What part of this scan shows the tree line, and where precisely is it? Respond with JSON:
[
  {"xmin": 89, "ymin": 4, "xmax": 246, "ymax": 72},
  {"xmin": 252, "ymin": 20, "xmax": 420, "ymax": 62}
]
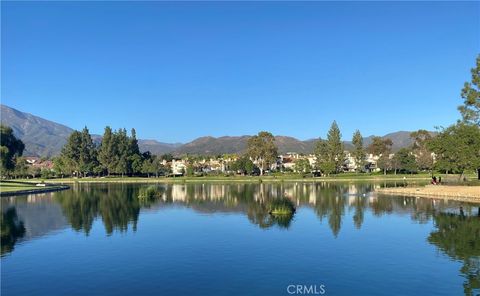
[{"xmin": 53, "ymin": 126, "xmax": 170, "ymax": 178}]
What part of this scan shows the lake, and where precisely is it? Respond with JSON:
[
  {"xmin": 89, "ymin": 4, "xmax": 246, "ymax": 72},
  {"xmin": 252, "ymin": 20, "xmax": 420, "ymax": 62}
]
[{"xmin": 1, "ymin": 182, "xmax": 479, "ymax": 296}]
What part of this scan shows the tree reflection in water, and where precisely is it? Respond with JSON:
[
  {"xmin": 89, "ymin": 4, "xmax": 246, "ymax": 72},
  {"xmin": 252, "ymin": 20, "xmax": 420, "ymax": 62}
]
[
  {"xmin": 3, "ymin": 181, "xmax": 480, "ymax": 290},
  {"xmin": 1, "ymin": 207, "xmax": 26, "ymax": 256},
  {"xmin": 2, "ymin": 182, "xmax": 479, "ymax": 295},
  {"xmin": 51, "ymin": 183, "xmax": 479, "ymax": 238},
  {"xmin": 428, "ymin": 212, "xmax": 480, "ymax": 296},
  {"xmin": 54, "ymin": 183, "xmax": 140, "ymax": 235}
]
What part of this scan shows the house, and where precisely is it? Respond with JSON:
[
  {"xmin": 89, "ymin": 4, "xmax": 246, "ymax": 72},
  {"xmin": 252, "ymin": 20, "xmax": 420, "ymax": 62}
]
[
  {"xmin": 25, "ymin": 157, "xmax": 40, "ymax": 165},
  {"xmin": 171, "ymin": 159, "xmax": 187, "ymax": 176},
  {"xmin": 365, "ymin": 153, "xmax": 381, "ymax": 172},
  {"xmin": 343, "ymin": 152, "xmax": 357, "ymax": 172},
  {"xmin": 279, "ymin": 155, "xmax": 296, "ymax": 171},
  {"xmin": 25, "ymin": 157, "xmax": 54, "ymax": 170}
]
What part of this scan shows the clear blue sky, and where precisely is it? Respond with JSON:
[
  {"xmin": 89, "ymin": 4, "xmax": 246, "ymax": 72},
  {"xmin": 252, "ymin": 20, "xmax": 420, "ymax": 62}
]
[{"xmin": 2, "ymin": 1, "xmax": 479, "ymax": 143}]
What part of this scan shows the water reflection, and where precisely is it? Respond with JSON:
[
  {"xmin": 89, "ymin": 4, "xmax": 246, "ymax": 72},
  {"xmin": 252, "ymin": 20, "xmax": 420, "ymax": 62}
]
[
  {"xmin": 54, "ymin": 184, "xmax": 140, "ymax": 235},
  {"xmin": 1, "ymin": 207, "xmax": 26, "ymax": 255},
  {"xmin": 2, "ymin": 183, "xmax": 479, "ymax": 253},
  {"xmin": 2, "ymin": 182, "xmax": 479, "ymax": 296},
  {"xmin": 428, "ymin": 212, "xmax": 480, "ymax": 296}
]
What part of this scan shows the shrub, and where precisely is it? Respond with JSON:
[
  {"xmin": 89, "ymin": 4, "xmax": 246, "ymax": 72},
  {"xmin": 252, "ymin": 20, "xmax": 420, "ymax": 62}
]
[
  {"xmin": 138, "ymin": 185, "xmax": 163, "ymax": 200},
  {"xmin": 268, "ymin": 197, "xmax": 296, "ymax": 215}
]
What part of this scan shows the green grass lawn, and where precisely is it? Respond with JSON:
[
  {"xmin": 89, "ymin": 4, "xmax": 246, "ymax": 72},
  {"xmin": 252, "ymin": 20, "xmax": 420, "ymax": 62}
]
[
  {"xmin": 0, "ymin": 181, "xmax": 66, "ymax": 194},
  {"xmin": 9, "ymin": 172, "xmax": 478, "ymax": 185},
  {"xmin": 10, "ymin": 173, "xmax": 450, "ymax": 184},
  {"xmin": 0, "ymin": 181, "xmax": 42, "ymax": 192}
]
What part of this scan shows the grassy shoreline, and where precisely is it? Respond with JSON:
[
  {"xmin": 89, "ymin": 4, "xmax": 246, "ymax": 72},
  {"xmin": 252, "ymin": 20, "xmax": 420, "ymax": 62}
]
[
  {"xmin": 9, "ymin": 173, "xmax": 473, "ymax": 184},
  {"xmin": 2, "ymin": 174, "xmax": 477, "ymax": 198},
  {"xmin": 0, "ymin": 181, "xmax": 70, "ymax": 196}
]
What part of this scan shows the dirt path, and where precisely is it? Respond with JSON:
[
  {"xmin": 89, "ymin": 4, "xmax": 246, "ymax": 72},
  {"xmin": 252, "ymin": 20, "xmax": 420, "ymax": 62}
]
[{"xmin": 375, "ymin": 185, "xmax": 480, "ymax": 203}]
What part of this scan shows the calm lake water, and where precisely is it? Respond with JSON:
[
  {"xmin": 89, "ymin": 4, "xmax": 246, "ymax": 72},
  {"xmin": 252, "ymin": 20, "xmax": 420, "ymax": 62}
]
[{"xmin": 1, "ymin": 182, "xmax": 479, "ymax": 296}]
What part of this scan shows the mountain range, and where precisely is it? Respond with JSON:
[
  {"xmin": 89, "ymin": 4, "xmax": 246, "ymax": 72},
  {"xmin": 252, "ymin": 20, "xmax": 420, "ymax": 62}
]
[{"xmin": 1, "ymin": 104, "xmax": 423, "ymax": 157}]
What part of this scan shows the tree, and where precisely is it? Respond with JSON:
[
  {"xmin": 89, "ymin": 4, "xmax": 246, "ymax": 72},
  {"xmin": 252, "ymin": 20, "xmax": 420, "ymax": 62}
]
[
  {"xmin": 294, "ymin": 158, "xmax": 311, "ymax": 174},
  {"xmin": 327, "ymin": 121, "xmax": 344, "ymax": 173},
  {"xmin": 53, "ymin": 156, "xmax": 68, "ymax": 178},
  {"xmin": 57, "ymin": 126, "xmax": 151, "ymax": 178},
  {"xmin": 410, "ymin": 130, "xmax": 434, "ymax": 173},
  {"xmin": 114, "ymin": 128, "xmax": 130, "ymax": 177},
  {"xmin": 13, "ymin": 157, "xmax": 28, "ymax": 178},
  {"xmin": 458, "ymin": 54, "xmax": 480, "ymax": 126},
  {"xmin": 78, "ymin": 127, "xmax": 97, "ymax": 177},
  {"xmin": 98, "ymin": 126, "xmax": 116, "ymax": 176},
  {"xmin": 130, "ymin": 154, "xmax": 143, "ymax": 175},
  {"xmin": 152, "ymin": 157, "xmax": 166, "ymax": 177},
  {"xmin": 128, "ymin": 128, "xmax": 142, "ymax": 174},
  {"xmin": 428, "ymin": 123, "xmax": 480, "ymax": 179},
  {"xmin": 141, "ymin": 158, "xmax": 154, "ymax": 178},
  {"xmin": 392, "ymin": 148, "xmax": 417, "ymax": 174},
  {"xmin": 160, "ymin": 153, "xmax": 173, "ymax": 162},
  {"xmin": 314, "ymin": 139, "xmax": 336, "ymax": 176},
  {"xmin": 59, "ymin": 127, "xmax": 97, "ymax": 177},
  {"xmin": 129, "ymin": 128, "xmax": 140, "ymax": 156},
  {"xmin": 186, "ymin": 165, "xmax": 195, "ymax": 177},
  {"xmin": 244, "ymin": 158, "xmax": 255, "ymax": 175},
  {"xmin": 60, "ymin": 130, "xmax": 83, "ymax": 176},
  {"xmin": 368, "ymin": 137, "xmax": 393, "ymax": 175},
  {"xmin": 246, "ymin": 131, "xmax": 278, "ymax": 175},
  {"xmin": 0, "ymin": 125, "xmax": 25, "ymax": 176},
  {"xmin": 313, "ymin": 121, "xmax": 345, "ymax": 175},
  {"xmin": 29, "ymin": 166, "xmax": 41, "ymax": 179},
  {"xmin": 232, "ymin": 156, "xmax": 255, "ymax": 175},
  {"xmin": 352, "ymin": 130, "xmax": 366, "ymax": 172}
]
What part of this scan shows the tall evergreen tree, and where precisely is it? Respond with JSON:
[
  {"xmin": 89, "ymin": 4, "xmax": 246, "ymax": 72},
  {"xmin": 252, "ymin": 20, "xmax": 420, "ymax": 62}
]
[
  {"xmin": 327, "ymin": 121, "xmax": 344, "ymax": 173},
  {"xmin": 129, "ymin": 128, "xmax": 140, "ymax": 155},
  {"xmin": 59, "ymin": 128, "xmax": 97, "ymax": 177},
  {"xmin": 78, "ymin": 127, "xmax": 97, "ymax": 177},
  {"xmin": 60, "ymin": 130, "xmax": 83, "ymax": 175},
  {"xmin": 352, "ymin": 130, "xmax": 366, "ymax": 172},
  {"xmin": 128, "ymin": 128, "xmax": 142, "ymax": 174},
  {"xmin": 98, "ymin": 126, "xmax": 116, "ymax": 175},
  {"xmin": 114, "ymin": 128, "xmax": 130, "ymax": 177}
]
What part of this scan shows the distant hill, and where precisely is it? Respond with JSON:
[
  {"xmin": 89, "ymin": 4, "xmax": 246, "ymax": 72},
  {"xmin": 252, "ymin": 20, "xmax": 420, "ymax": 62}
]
[
  {"xmin": 362, "ymin": 131, "xmax": 419, "ymax": 151},
  {"xmin": 137, "ymin": 139, "xmax": 182, "ymax": 155},
  {"xmin": 0, "ymin": 105, "xmax": 180, "ymax": 157},
  {"xmin": 0, "ymin": 104, "xmax": 430, "ymax": 157},
  {"xmin": 1, "ymin": 104, "xmax": 73, "ymax": 157},
  {"xmin": 175, "ymin": 135, "xmax": 317, "ymax": 155},
  {"xmin": 175, "ymin": 132, "xmax": 421, "ymax": 155}
]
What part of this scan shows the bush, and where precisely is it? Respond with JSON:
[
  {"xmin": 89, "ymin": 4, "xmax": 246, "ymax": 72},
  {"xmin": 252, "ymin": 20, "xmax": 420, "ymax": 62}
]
[
  {"xmin": 268, "ymin": 197, "xmax": 296, "ymax": 215},
  {"xmin": 138, "ymin": 185, "xmax": 163, "ymax": 200}
]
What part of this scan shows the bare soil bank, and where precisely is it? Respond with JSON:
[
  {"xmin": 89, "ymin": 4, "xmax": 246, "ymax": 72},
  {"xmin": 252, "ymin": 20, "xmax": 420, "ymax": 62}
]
[{"xmin": 376, "ymin": 185, "xmax": 480, "ymax": 203}]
